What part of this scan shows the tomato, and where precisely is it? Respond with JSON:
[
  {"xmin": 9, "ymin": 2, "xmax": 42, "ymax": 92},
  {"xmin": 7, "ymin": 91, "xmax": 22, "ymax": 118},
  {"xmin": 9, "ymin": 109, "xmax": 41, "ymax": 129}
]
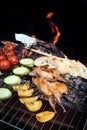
[
  {"xmin": 4, "ymin": 50, "xmax": 15, "ymax": 56},
  {"xmin": 0, "ymin": 54, "xmax": 6, "ymax": 60},
  {"xmin": 8, "ymin": 55, "xmax": 18, "ymax": 66},
  {"xmin": 0, "ymin": 59, "xmax": 11, "ymax": 71},
  {"xmin": 4, "ymin": 42, "xmax": 15, "ymax": 51},
  {"xmin": 0, "ymin": 48, "xmax": 3, "ymax": 54}
]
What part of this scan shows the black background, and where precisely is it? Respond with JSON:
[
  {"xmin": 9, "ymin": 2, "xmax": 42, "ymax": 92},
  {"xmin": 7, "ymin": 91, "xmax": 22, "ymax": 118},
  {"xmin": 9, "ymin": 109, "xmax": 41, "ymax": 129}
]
[{"xmin": 0, "ymin": 0, "xmax": 87, "ymax": 64}]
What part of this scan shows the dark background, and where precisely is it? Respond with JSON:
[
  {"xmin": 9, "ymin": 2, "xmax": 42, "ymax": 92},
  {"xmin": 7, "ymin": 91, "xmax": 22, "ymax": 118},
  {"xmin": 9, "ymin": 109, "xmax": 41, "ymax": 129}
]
[{"xmin": 0, "ymin": 0, "xmax": 87, "ymax": 64}]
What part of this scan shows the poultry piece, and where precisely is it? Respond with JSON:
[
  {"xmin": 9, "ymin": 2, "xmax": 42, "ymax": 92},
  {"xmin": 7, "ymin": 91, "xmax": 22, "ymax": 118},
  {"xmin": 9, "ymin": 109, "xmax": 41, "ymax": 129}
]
[
  {"xmin": 29, "ymin": 66, "xmax": 66, "ymax": 82},
  {"xmin": 32, "ymin": 77, "xmax": 68, "ymax": 113},
  {"xmin": 29, "ymin": 66, "xmax": 53, "ymax": 78},
  {"xmin": 29, "ymin": 66, "xmax": 73, "ymax": 86}
]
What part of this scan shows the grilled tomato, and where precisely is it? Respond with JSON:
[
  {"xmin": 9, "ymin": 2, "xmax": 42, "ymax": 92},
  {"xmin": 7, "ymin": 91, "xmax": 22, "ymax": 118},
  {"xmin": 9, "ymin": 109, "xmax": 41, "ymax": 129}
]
[
  {"xmin": 0, "ymin": 59, "xmax": 11, "ymax": 71},
  {"xmin": 8, "ymin": 55, "xmax": 18, "ymax": 66},
  {"xmin": 5, "ymin": 50, "xmax": 15, "ymax": 56},
  {"xmin": 0, "ymin": 48, "xmax": 3, "ymax": 54},
  {"xmin": 4, "ymin": 42, "xmax": 15, "ymax": 51},
  {"xmin": 0, "ymin": 54, "xmax": 6, "ymax": 60}
]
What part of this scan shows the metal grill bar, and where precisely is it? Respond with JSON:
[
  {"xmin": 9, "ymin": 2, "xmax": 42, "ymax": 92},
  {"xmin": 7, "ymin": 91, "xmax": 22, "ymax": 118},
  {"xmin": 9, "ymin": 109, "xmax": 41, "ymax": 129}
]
[
  {"xmin": 57, "ymin": 109, "xmax": 71, "ymax": 130},
  {"xmin": 2, "ymin": 100, "xmax": 18, "ymax": 120},
  {"xmin": 66, "ymin": 110, "xmax": 78, "ymax": 130},
  {"xmin": 75, "ymin": 111, "xmax": 85, "ymax": 130},
  {"xmin": 21, "ymin": 113, "xmax": 34, "ymax": 130},
  {"xmin": 31, "ymin": 102, "xmax": 48, "ymax": 130},
  {"xmin": 48, "ymin": 108, "xmax": 62, "ymax": 130},
  {"xmin": 9, "ymin": 105, "xmax": 23, "ymax": 124},
  {"xmin": 15, "ymin": 111, "xmax": 27, "ymax": 127},
  {"xmin": 0, "ymin": 92, "xmax": 16, "ymax": 112},
  {"xmin": 0, "ymin": 120, "xmax": 22, "ymax": 130}
]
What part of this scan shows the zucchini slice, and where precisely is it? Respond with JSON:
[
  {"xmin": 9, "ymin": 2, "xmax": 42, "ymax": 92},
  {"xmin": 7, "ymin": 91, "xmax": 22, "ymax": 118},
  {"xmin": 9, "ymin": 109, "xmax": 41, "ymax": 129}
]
[
  {"xmin": 4, "ymin": 75, "xmax": 21, "ymax": 85},
  {"xmin": 19, "ymin": 58, "xmax": 34, "ymax": 67},
  {"xmin": 0, "ymin": 88, "xmax": 12, "ymax": 100},
  {"xmin": 13, "ymin": 66, "xmax": 29, "ymax": 76}
]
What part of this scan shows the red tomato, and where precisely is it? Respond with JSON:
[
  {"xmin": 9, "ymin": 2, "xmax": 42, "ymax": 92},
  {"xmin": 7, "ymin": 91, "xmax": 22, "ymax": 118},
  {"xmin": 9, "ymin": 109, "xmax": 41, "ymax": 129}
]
[
  {"xmin": 0, "ymin": 48, "xmax": 3, "ymax": 54},
  {"xmin": 0, "ymin": 59, "xmax": 11, "ymax": 71},
  {"xmin": 4, "ymin": 42, "xmax": 15, "ymax": 51},
  {"xmin": 5, "ymin": 50, "xmax": 15, "ymax": 56},
  {"xmin": 0, "ymin": 54, "xmax": 6, "ymax": 60},
  {"xmin": 8, "ymin": 55, "xmax": 18, "ymax": 66}
]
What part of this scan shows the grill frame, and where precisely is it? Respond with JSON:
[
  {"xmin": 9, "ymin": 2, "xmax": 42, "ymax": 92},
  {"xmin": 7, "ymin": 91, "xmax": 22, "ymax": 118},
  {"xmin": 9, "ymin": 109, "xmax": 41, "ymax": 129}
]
[{"xmin": 0, "ymin": 38, "xmax": 87, "ymax": 130}]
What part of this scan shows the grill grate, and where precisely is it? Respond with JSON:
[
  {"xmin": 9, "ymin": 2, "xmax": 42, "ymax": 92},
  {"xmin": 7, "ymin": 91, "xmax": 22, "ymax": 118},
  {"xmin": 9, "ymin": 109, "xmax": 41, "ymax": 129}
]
[
  {"xmin": 0, "ymin": 39, "xmax": 87, "ymax": 130},
  {"xmin": 0, "ymin": 98, "xmax": 86, "ymax": 130}
]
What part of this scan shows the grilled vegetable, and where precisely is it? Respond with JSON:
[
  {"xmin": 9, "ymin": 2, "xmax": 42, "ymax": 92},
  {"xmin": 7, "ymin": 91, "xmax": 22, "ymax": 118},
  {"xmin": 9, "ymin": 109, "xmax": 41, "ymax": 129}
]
[
  {"xmin": 24, "ymin": 100, "xmax": 42, "ymax": 112},
  {"xmin": 13, "ymin": 66, "xmax": 29, "ymax": 76},
  {"xmin": 17, "ymin": 89, "xmax": 34, "ymax": 97},
  {"xmin": 19, "ymin": 58, "xmax": 34, "ymax": 67},
  {"xmin": 4, "ymin": 50, "xmax": 15, "ymax": 56},
  {"xmin": 19, "ymin": 96, "xmax": 39, "ymax": 104},
  {"xmin": 0, "ymin": 54, "xmax": 6, "ymax": 60},
  {"xmin": 13, "ymin": 83, "xmax": 30, "ymax": 91},
  {"xmin": 0, "ymin": 59, "xmax": 11, "ymax": 71},
  {"xmin": 0, "ymin": 48, "xmax": 3, "ymax": 54},
  {"xmin": 36, "ymin": 111, "xmax": 55, "ymax": 123},
  {"xmin": 4, "ymin": 75, "xmax": 21, "ymax": 85},
  {"xmin": 8, "ymin": 55, "xmax": 18, "ymax": 66},
  {"xmin": 0, "ymin": 88, "xmax": 12, "ymax": 100},
  {"xmin": 4, "ymin": 41, "xmax": 15, "ymax": 51}
]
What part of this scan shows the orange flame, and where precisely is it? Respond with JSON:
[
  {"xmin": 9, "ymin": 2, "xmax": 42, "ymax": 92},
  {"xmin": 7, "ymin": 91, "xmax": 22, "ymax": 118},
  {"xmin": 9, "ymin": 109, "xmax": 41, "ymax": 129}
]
[{"xmin": 46, "ymin": 12, "xmax": 61, "ymax": 45}]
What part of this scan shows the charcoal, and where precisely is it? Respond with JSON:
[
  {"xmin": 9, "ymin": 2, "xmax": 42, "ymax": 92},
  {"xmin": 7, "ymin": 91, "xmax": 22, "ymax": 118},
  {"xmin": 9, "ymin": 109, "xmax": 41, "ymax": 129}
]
[{"xmin": 62, "ymin": 74, "xmax": 87, "ymax": 111}]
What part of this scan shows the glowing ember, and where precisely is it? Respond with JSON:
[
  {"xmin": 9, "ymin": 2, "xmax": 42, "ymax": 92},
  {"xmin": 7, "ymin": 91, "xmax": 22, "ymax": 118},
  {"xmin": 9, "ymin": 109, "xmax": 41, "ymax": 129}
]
[{"xmin": 46, "ymin": 12, "xmax": 61, "ymax": 45}]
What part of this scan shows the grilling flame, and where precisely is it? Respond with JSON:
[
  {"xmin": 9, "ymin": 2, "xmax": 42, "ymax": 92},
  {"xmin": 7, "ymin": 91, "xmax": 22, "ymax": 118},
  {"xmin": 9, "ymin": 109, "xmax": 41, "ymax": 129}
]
[{"xmin": 46, "ymin": 12, "xmax": 61, "ymax": 45}]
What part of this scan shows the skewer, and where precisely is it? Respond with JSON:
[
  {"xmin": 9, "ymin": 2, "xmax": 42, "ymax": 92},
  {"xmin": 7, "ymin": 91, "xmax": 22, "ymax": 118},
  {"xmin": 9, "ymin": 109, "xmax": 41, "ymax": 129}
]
[
  {"xmin": 30, "ymin": 48, "xmax": 67, "ymax": 59},
  {"xmin": 31, "ymin": 49, "xmax": 53, "ymax": 57}
]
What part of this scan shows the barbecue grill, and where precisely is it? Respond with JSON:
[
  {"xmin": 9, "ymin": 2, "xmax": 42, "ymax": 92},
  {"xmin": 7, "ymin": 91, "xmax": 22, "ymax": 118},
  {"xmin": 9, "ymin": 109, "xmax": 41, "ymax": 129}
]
[{"xmin": 0, "ymin": 37, "xmax": 87, "ymax": 130}]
